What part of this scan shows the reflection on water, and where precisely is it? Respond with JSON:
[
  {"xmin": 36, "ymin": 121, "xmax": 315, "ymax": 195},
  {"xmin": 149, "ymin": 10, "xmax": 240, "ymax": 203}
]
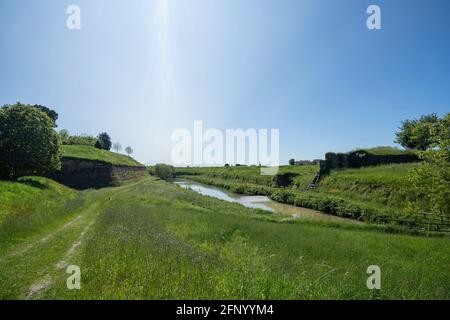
[
  {"xmin": 174, "ymin": 179, "xmax": 274, "ymax": 211},
  {"xmin": 174, "ymin": 179, "xmax": 359, "ymax": 224}
]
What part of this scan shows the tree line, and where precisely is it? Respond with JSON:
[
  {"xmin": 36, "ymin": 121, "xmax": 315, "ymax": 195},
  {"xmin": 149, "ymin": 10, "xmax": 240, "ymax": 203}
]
[{"xmin": 0, "ymin": 102, "xmax": 134, "ymax": 179}]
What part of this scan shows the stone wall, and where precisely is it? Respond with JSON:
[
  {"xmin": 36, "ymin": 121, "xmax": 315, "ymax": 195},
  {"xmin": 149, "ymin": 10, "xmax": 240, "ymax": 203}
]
[{"xmin": 47, "ymin": 157, "xmax": 148, "ymax": 189}]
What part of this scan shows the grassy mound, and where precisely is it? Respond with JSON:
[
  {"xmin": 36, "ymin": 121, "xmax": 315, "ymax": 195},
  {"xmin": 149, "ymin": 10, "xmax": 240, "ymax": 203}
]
[
  {"xmin": 61, "ymin": 145, "xmax": 142, "ymax": 167},
  {"xmin": 318, "ymin": 163, "xmax": 420, "ymax": 208},
  {"xmin": 1, "ymin": 177, "xmax": 448, "ymax": 299},
  {"xmin": 176, "ymin": 165, "xmax": 318, "ymax": 189},
  {"xmin": 38, "ymin": 179, "xmax": 449, "ymax": 299},
  {"xmin": 176, "ymin": 162, "xmax": 448, "ymax": 231},
  {"xmin": 0, "ymin": 176, "xmax": 82, "ymax": 250}
]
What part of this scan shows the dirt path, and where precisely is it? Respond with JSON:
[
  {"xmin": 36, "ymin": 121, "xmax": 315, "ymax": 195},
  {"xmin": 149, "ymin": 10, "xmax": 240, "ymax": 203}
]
[{"xmin": 0, "ymin": 178, "xmax": 153, "ymax": 299}]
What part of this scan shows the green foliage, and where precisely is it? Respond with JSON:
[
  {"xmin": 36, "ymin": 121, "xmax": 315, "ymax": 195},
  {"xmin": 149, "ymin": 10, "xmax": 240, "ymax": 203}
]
[
  {"xmin": 60, "ymin": 130, "xmax": 98, "ymax": 147},
  {"xmin": 61, "ymin": 145, "xmax": 143, "ymax": 167},
  {"xmin": 150, "ymin": 163, "xmax": 175, "ymax": 180},
  {"xmin": 359, "ymin": 146, "xmax": 416, "ymax": 156},
  {"xmin": 0, "ymin": 178, "xmax": 449, "ymax": 299},
  {"xmin": 395, "ymin": 113, "xmax": 440, "ymax": 150},
  {"xmin": 177, "ymin": 163, "xmax": 450, "ymax": 231},
  {"xmin": 319, "ymin": 163, "xmax": 420, "ymax": 208},
  {"xmin": 289, "ymin": 158, "xmax": 295, "ymax": 165},
  {"xmin": 31, "ymin": 104, "xmax": 58, "ymax": 126},
  {"xmin": 58, "ymin": 129, "xmax": 70, "ymax": 144},
  {"xmin": 324, "ymin": 147, "xmax": 419, "ymax": 172},
  {"xmin": 176, "ymin": 165, "xmax": 318, "ymax": 189},
  {"xmin": 0, "ymin": 103, "xmax": 61, "ymax": 179},
  {"xmin": 272, "ymin": 172, "xmax": 299, "ymax": 187},
  {"xmin": 3, "ymin": 103, "xmax": 60, "ymax": 127},
  {"xmin": 95, "ymin": 132, "xmax": 112, "ymax": 151},
  {"xmin": 408, "ymin": 113, "xmax": 450, "ymax": 218},
  {"xmin": 185, "ymin": 175, "xmax": 273, "ymax": 196}
]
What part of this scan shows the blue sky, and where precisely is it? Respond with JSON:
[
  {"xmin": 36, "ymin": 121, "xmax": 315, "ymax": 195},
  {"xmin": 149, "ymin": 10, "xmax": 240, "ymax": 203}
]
[{"xmin": 0, "ymin": 0, "xmax": 449, "ymax": 165}]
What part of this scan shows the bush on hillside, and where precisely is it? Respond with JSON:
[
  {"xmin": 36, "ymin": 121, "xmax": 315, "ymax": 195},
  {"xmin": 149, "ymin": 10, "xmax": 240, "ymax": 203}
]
[
  {"xmin": 151, "ymin": 164, "xmax": 175, "ymax": 180},
  {"xmin": 95, "ymin": 132, "xmax": 112, "ymax": 151},
  {"xmin": 59, "ymin": 130, "xmax": 98, "ymax": 147},
  {"xmin": 408, "ymin": 113, "xmax": 450, "ymax": 218},
  {"xmin": 271, "ymin": 172, "xmax": 299, "ymax": 187}
]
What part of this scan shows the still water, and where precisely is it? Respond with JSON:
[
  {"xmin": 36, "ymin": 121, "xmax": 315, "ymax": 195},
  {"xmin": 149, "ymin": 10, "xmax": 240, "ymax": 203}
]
[{"xmin": 174, "ymin": 179, "xmax": 359, "ymax": 224}]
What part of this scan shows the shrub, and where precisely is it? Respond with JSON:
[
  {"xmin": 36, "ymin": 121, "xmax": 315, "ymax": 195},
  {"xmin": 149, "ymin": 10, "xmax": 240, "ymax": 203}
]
[
  {"xmin": 271, "ymin": 172, "xmax": 299, "ymax": 187},
  {"xmin": 151, "ymin": 164, "xmax": 175, "ymax": 180},
  {"xmin": 66, "ymin": 134, "xmax": 97, "ymax": 146},
  {"xmin": 95, "ymin": 132, "xmax": 112, "ymax": 151},
  {"xmin": 0, "ymin": 103, "xmax": 61, "ymax": 179}
]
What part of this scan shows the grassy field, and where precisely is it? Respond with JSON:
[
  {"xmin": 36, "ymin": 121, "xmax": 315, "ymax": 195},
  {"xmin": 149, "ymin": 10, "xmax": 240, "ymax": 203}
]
[
  {"xmin": 0, "ymin": 176, "xmax": 449, "ymax": 299},
  {"xmin": 175, "ymin": 163, "xmax": 449, "ymax": 231},
  {"xmin": 176, "ymin": 165, "xmax": 319, "ymax": 189},
  {"xmin": 0, "ymin": 176, "xmax": 83, "ymax": 252},
  {"xmin": 319, "ymin": 163, "xmax": 421, "ymax": 209},
  {"xmin": 61, "ymin": 145, "xmax": 143, "ymax": 167}
]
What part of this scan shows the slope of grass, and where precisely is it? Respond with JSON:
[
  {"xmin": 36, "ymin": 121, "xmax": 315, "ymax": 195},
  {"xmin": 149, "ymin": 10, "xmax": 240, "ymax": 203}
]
[
  {"xmin": 0, "ymin": 177, "xmax": 448, "ymax": 299},
  {"xmin": 0, "ymin": 176, "xmax": 83, "ymax": 252},
  {"xmin": 176, "ymin": 165, "xmax": 319, "ymax": 188},
  {"xmin": 176, "ymin": 163, "xmax": 446, "ymax": 230},
  {"xmin": 61, "ymin": 145, "xmax": 142, "ymax": 167},
  {"xmin": 39, "ymin": 179, "xmax": 449, "ymax": 299},
  {"xmin": 318, "ymin": 163, "xmax": 420, "ymax": 209}
]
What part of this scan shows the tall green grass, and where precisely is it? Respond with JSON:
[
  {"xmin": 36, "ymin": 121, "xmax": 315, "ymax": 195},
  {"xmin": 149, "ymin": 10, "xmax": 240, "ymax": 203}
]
[
  {"xmin": 0, "ymin": 176, "xmax": 84, "ymax": 251},
  {"xmin": 318, "ymin": 163, "xmax": 421, "ymax": 208},
  {"xmin": 177, "ymin": 163, "xmax": 447, "ymax": 231},
  {"xmin": 176, "ymin": 165, "xmax": 318, "ymax": 188},
  {"xmin": 41, "ymin": 179, "xmax": 450, "ymax": 299},
  {"xmin": 61, "ymin": 145, "xmax": 143, "ymax": 167}
]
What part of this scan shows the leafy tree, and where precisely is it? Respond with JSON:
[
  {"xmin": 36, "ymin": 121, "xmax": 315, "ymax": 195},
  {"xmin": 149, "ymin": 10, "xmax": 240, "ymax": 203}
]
[
  {"xmin": 289, "ymin": 159, "xmax": 295, "ymax": 166},
  {"xmin": 2, "ymin": 103, "xmax": 58, "ymax": 127},
  {"xmin": 59, "ymin": 129, "xmax": 70, "ymax": 144},
  {"xmin": 0, "ymin": 103, "xmax": 61, "ymax": 179},
  {"xmin": 408, "ymin": 113, "xmax": 450, "ymax": 218},
  {"xmin": 95, "ymin": 132, "xmax": 112, "ymax": 150},
  {"xmin": 151, "ymin": 163, "xmax": 175, "ymax": 180},
  {"xmin": 113, "ymin": 142, "xmax": 122, "ymax": 153},
  {"xmin": 67, "ymin": 134, "xmax": 97, "ymax": 147},
  {"xmin": 395, "ymin": 113, "xmax": 440, "ymax": 150},
  {"xmin": 32, "ymin": 104, "xmax": 58, "ymax": 126},
  {"xmin": 125, "ymin": 146, "xmax": 133, "ymax": 156}
]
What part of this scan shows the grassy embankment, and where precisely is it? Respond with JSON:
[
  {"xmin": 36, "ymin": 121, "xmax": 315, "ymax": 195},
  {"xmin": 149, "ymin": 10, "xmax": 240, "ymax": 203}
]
[
  {"xmin": 0, "ymin": 176, "xmax": 83, "ymax": 252},
  {"xmin": 61, "ymin": 145, "xmax": 142, "ymax": 167},
  {"xmin": 0, "ymin": 176, "xmax": 449, "ymax": 299},
  {"xmin": 175, "ymin": 160, "xmax": 448, "ymax": 231}
]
